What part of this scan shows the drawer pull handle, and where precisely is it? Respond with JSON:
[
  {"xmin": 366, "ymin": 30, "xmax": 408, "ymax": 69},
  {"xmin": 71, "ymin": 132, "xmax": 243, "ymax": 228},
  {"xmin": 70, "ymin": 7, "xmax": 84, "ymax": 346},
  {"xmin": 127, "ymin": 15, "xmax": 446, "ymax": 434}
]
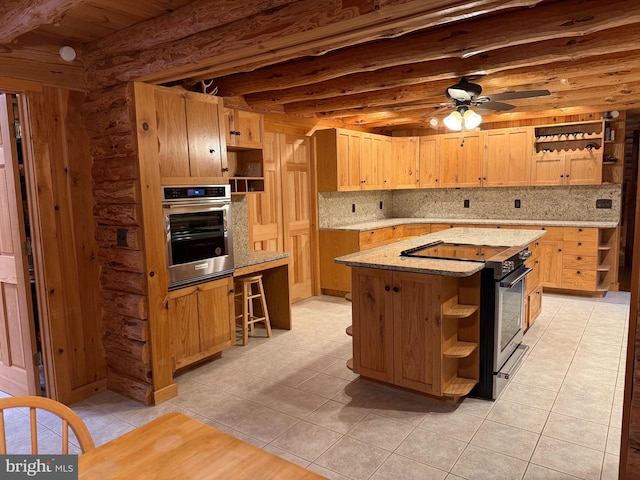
[
  {"xmin": 385, "ymin": 285, "xmax": 390, "ymax": 291},
  {"xmin": 577, "ymin": 271, "xmax": 581, "ymax": 275},
  {"xmin": 578, "ymin": 228, "xmax": 583, "ymax": 232},
  {"xmin": 578, "ymin": 242, "xmax": 582, "ymax": 246},
  {"xmin": 577, "ymin": 256, "xmax": 582, "ymax": 260},
  {"xmin": 393, "ymin": 286, "xmax": 399, "ymax": 293}
]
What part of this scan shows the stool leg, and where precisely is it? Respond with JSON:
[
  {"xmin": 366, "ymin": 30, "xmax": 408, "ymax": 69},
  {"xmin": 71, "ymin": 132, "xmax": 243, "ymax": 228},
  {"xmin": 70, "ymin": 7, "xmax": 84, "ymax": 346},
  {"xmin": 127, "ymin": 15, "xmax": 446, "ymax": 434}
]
[
  {"xmin": 248, "ymin": 282, "xmax": 255, "ymax": 334},
  {"xmin": 258, "ymin": 278, "xmax": 272, "ymax": 338},
  {"xmin": 242, "ymin": 281, "xmax": 249, "ymax": 346}
]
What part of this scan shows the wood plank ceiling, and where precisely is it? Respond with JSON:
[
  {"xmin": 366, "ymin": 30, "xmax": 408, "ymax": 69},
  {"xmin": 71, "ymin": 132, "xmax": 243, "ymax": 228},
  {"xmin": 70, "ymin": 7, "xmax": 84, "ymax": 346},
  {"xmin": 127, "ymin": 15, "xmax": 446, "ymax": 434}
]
[{"xmin": 3, "ymin": 0, "xmax": 640, "ymax": 133}]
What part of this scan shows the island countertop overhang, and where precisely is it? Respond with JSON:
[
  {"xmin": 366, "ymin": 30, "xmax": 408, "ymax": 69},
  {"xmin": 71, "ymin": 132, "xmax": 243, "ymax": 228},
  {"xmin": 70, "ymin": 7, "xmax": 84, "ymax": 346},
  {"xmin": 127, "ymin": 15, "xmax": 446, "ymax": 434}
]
[{"xmin": 334, "ymin": 227, "xmax": 547, "ymax": 277}]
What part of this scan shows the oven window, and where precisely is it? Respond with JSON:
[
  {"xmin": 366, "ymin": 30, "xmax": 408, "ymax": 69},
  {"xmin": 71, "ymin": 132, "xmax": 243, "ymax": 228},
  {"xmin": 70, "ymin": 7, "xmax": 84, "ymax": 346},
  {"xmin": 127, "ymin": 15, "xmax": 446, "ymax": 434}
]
[
  {"xmin": 169, "ymin": 211, "xmax": 226, "ymax": 265},
  {"xmin": 500, "ymin": 280, "xmax": 524, "ymax": 353}
]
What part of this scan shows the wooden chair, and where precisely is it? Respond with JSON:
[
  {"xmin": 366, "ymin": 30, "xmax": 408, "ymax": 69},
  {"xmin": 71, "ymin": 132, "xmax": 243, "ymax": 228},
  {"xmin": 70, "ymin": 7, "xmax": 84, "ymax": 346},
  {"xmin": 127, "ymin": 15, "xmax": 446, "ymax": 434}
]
[
  {"xmin": 0, "ymin": 395, "xmax": 95, "ymax": 454},
  {"xmin": 234, "ymin": 274, "xmax": 272, "ymax": 346}
]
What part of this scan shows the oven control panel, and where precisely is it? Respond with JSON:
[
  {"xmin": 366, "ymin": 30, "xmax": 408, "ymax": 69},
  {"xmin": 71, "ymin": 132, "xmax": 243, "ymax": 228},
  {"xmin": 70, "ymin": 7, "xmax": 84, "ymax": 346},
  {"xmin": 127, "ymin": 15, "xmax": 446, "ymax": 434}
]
[{"xmin": 501, "ymin": 260, "xmax": 515, "ymax": 276}]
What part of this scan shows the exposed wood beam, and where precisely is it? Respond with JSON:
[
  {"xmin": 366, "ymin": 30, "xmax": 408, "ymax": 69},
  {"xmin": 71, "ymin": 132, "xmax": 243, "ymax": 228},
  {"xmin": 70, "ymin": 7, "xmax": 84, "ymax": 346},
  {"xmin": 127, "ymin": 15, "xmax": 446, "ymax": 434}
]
[
  {"xmin": 0, "ymin": 0, "xmax": 88, "ymax": 44},
  {"xmin": 87, "ymin": 0, "xmax": 299, "ymax": 56},
  {"xmin": 83, "ymin": 0, "xmax": 543, "ymax": 89},
  {"xmin": 245, "ymin": 46, "xmax": 640, "ymax": 109},
  {"xmin": 216, "ymin": 0, "xmax": 640, "ymax": 97},
  {"xmin": 282, "ymin": 25, "xmax": 640, "ymax": 115}
]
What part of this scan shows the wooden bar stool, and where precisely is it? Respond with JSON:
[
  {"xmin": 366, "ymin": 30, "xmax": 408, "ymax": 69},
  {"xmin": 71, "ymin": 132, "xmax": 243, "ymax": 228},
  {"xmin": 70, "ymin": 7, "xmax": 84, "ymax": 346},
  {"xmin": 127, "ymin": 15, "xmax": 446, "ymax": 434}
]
[{"xmin": 234, "ymin": 274, "xmax": 272, "ymax": 346}]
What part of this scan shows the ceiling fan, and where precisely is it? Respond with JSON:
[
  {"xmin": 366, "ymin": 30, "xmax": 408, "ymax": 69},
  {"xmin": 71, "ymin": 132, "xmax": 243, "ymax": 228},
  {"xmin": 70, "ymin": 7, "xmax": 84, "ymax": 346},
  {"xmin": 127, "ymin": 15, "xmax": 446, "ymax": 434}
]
[{"xmin": 442, "ymin": 77, "xmax": 551, "ymax": 130}]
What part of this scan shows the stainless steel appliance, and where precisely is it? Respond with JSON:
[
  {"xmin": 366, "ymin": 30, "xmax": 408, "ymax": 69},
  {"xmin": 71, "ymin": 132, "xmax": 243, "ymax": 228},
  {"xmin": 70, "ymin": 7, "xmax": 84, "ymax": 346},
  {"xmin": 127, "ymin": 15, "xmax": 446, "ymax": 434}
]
[
  {"xmin": 163, "ymin": 185, "xmax": 233, "ymax": 289},
  {"xmin": 400, "ymin": 241, "xmax": 531, "ymax": 399}
]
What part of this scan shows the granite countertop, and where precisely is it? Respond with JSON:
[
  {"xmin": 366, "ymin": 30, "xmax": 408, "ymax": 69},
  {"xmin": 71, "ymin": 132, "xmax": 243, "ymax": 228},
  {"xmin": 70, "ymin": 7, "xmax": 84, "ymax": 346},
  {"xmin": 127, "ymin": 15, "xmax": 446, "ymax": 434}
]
[
  {"xmin": 335, "ymin": 227, "xmax": 546, "ymax": 276},
  {"xmin": 325, "ymin": 217, "xmax": 618, "ymax": 231},
  {"xmin": 234, "ymin": 250, "xmax": 290, "ymax": 270}
]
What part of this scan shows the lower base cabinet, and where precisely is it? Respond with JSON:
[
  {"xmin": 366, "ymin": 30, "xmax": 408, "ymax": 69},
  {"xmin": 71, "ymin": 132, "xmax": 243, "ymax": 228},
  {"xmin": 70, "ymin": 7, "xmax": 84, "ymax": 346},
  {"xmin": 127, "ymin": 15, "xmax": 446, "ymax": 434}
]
[
  {"xmin": 168, "ymin": 276, "xmax": 235, "ymax": 370},
  {"xmin": 351, "ymin": 267, "xmax": 480, "ymax": 397}
]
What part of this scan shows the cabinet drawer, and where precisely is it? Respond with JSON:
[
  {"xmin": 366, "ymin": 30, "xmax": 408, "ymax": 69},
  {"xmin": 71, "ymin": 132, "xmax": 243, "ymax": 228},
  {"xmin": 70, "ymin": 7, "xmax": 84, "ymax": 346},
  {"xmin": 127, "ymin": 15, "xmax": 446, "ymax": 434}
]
[
  {"xmin": 535, "ymin": 226, "xmax": 563, "ymax": 241},
  {"xmin": 562, "ymin": 254, "xmax": 597, "ymax": 270},
  {"xmin": 563, "ymin": 227, "xmax": 598, "ymax": 242},
  {"xmin": 527, "ymin": 287, "xmax": 542, "ymax": 327},
  {"xmin": 527, "ymin": 240, "xmax": 541, "ymax": 258},
  {"xmin": 562, "ymin": 240, "xmax": 597, "ymax": 255},
  {"xmin": 401, "ymin": 224, "xmax": 431, "ymax": 238},
  {"xmin": 359, "ymin": 227, "xmax": 395, "ymax": 249},
  {"xmin": 525, "ymin": 258, "xmax": 541, "ymax": 294},
  {"xmin": 562, "ymin": 269, "xmax": 597, "ymax": 290}
]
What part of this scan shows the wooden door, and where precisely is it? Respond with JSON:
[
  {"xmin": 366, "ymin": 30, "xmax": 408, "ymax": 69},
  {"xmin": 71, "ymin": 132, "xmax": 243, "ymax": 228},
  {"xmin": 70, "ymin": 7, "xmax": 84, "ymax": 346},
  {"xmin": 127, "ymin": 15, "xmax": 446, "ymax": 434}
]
[
  {"xmin": 155, "ymin": 90, "xmax": 190, "ymax": 179},
  {"xmin": 0, "ymin": 94, "xmax": 38, "ymax": 396},
  {"xmin": 565, "ymin": 150, "xmax": 602, "ymax": 185},
  {"xmin": 440, "ymin": 133, "xmax": 482, "ymax": 188},
  {"xmin": 198, "ymin": 277, "xmax": 234, "ymax": 354},
  {"xmin": 390, "ymin": 137, "xmax": 419, "ymax": 189},
  {"xmin": 336, "ymin": 130, "xmax": 360, "ymax": 191},
  {"xmin": 281, "ymin": 134, "xmax": 313, "ymax": 302},
  {"xmin": 418, "ymin": 135, "xmax": 440, "ymax": 188},
  {"xmin": 185, "ymin": 94, "xmax": 226, "ymax": 178},
  {"xmin": 352, "ymin": 267, "xmax": 394, "ymax": 383},
  {"xmin": 248, "ymin": 131, "xmax": 283, "ymax": 251},
  {"xmin": 531, "ymin": 152, "xmax": 565, "ymax": 186},
  {"xmin": 393, "ymin": 272, "xmax": 441, "ymax": 395},
  {"xmin": 483, "ymin": 128, "xmax": 532, "ymax": 187},
  {"xmin": 539, "ymin": 240, "xmax": 563, "ymax": 288}
]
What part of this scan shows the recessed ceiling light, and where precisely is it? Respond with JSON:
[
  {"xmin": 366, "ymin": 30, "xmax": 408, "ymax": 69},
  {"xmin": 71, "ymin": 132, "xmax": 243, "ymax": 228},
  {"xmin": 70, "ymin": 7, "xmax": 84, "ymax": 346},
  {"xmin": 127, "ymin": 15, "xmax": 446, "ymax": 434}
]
[{"xmin": 59, "ymin": 46, "xmax": 76, "ymax": 62}]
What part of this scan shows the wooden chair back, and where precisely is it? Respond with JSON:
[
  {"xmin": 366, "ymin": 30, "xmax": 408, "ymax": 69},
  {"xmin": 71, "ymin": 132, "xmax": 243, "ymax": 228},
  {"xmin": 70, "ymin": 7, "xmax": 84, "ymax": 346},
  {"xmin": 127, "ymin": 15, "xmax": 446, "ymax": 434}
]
[{"xmin": 0, "ymin": 395, "xmax": 95, "ymax": 454}]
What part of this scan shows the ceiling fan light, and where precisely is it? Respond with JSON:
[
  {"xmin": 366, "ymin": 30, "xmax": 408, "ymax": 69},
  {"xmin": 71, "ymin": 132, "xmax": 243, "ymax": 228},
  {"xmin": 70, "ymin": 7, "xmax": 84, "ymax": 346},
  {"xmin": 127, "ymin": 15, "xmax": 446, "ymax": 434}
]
[
  {"xmin": 444, "ymin": 110, "xmax": 463, "ymax": 131},
  {"xmin": 463, "ymin": 108, "xmax": 482, "ymax": 129}
]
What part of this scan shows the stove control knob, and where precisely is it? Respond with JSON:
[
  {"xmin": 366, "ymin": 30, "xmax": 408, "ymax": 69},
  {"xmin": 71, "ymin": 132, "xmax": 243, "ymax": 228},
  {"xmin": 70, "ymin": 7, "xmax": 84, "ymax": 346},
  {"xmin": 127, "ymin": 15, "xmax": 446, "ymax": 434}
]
[
  {"xmin": 518, "ymin": 249, "xmax": 532, "ymax": 260},
  {"xmin": 502, "ymin": 261, "xmax": 515, "ymax": 273}
]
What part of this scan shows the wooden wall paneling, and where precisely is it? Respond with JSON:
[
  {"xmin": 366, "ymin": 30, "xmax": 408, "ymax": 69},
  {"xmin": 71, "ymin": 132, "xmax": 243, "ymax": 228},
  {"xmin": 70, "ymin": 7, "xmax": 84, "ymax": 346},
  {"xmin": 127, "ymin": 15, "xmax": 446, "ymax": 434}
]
[
  {"xmin": 131, "ymin": 82, "xmax": 175, "ymax": 404},
  {"xmin": 22, "ymin": 87, "xmax": 108, "ymax": 403}
]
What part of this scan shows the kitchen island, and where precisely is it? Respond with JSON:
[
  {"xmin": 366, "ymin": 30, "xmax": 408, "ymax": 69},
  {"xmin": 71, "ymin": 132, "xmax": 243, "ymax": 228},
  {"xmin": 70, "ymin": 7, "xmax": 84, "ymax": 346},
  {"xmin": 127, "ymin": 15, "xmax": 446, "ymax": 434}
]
[{"xmin": 335, "ymin": 228, "xmax": 545, "ymax": 399}]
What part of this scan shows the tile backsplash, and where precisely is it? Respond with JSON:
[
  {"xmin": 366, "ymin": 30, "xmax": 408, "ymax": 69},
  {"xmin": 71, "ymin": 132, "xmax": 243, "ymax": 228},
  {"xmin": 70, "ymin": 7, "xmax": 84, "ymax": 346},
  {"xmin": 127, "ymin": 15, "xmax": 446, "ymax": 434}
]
[{"xmin": 318, "ymin": 185, "xmax": 621, "ymax": 228}]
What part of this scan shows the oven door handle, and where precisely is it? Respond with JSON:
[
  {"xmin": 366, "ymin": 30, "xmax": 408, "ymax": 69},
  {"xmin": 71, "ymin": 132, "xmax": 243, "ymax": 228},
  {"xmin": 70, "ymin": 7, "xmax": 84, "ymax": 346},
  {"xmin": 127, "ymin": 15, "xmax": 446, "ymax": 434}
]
[
  {"xmin": 164, "ymin": 202, "xmax": 228, "ymax": 209},
  {"xmin": 499, "ymin": 267, "xmax": 532, "ymax": 288}
]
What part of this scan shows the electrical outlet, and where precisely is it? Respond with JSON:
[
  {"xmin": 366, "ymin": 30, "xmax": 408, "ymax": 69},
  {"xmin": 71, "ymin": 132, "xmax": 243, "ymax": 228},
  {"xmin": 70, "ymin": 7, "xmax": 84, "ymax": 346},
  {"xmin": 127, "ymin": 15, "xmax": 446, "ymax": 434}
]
[
  {"xmin": 596, "ymin": 199, "xmax": 612, "ymax": 209},
  {"xmin": 117, "ymin": 228, "xmax": 129, "ymax": 247},
  {"xmin": 352, "ymin": 203, "xmax": 356, "ymax": 213},
  {"xmin": 464, "ymin": 199, "xmax": 470, "ymax": 208},
  {"xmin": 515, "ymin": 199, "xmax": 521, "ymax": 208},
  {"xmin": 380, "ymin": 201, "xmax": 383, "ymax": 209}
]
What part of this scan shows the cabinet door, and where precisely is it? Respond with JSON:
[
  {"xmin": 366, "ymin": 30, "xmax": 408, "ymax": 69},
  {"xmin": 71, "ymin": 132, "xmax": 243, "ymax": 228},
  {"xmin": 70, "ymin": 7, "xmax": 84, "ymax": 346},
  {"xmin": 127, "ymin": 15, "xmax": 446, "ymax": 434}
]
[
  {"xmin": 531, "ymin": 152, "xmax": 565, "ymax": 186},
  {"xmin": 337, "ymin": 130, "xmax": 361, "ymax": 191},
  {"xmin": 390, "ymin": 137, "xmax": 419, "ymax": 189},
  {"xmin": 539, "ymin": 240, "xmax": 563, "ymax": 288},
  {"xmin": 168, "ymin": 288, "xmax": 200, "ymax": 369},
  {"xmin": 233, "ymin": 110, "xmax": 263, "ymax": 149},
  {"xmin": 198, "ymin": 277, "xmax": 235, "ymax": 354},
  {"xmin": 418, "ymin": 135, "xmax": 440, "ymax": 188},
  {"xmin": 352, "ymin": 268, "xmax": 394, "ymax": 383},
  {"xmin": 565, "ymin": 150, "xmax": 602, "ymax": 185},
  {"xmin": 381, "ymin": 136, "xmax": 393, "ymax": 188},
  {"xmin": 155, "ymin": 90, "xmax": 190, "ymax": 178},
  {"xmin": 393, "ymin": 272, "xmax": 442, "ymax": 395},
  {"xmin": 440, "ymin": 133, "xmax": 482, "ymax": 188},
  {"xmin": 483, "ymin": 128, "xmax": 531, "ymax": 187},
  {"xmin": 360, "ymin": 134, "xmax": 385, "ymax": 190},
  {"xmin": 185, "ymin": 95, "xmax": 227, "ymax": 178}
]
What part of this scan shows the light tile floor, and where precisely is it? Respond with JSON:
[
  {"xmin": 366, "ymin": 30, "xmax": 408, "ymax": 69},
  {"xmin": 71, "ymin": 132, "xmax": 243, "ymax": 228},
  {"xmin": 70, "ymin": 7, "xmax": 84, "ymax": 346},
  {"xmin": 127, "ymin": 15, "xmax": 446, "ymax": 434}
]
[{"xmin": 2, "ymin": 292, "xmax": 630, "ymax": 479}]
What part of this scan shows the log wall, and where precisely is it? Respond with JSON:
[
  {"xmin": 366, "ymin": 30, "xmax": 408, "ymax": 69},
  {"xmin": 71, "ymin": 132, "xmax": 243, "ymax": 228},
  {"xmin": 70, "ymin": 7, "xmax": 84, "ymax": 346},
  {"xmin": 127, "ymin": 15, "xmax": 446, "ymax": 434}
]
[{"xmin": 84, "ymin": 84, "xmax": 154, "ymax": 404}]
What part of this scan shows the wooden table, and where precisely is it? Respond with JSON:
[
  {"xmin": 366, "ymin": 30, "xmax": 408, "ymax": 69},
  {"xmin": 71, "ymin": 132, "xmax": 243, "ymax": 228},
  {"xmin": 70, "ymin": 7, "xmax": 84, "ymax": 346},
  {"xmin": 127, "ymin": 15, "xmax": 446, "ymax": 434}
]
[{"xmin": 79, "ymin": 412, "xmax": 326, "ymax": 479}]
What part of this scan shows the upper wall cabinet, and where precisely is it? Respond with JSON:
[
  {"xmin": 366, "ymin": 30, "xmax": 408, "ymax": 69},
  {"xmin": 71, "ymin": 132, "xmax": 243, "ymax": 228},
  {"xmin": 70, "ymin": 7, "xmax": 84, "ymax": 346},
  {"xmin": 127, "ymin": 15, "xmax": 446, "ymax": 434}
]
[
  {"xmin": 155, "ymin": 88, "xmax": 228, "ymax": 183},
  {"xmin": 531, "ymin": 121, "xmax": 603, "ymax": 186},
  {"xmin": 483, "ymin": 127, "xmax": 532, "ymax": 187},
  {"xmin": 418, "ymin": 135, "xmax": 440, "ymax": 188},
  {"xmin": 315, "ymin": 128, "xmax": 390, "ymax": 191},
  {"xmin": 224, "ymin": 108, "xmax": 264, "ymax": 149},
  {"xmin": 439, "ymin": 132, "xmax": 482, "ymax": 188}
]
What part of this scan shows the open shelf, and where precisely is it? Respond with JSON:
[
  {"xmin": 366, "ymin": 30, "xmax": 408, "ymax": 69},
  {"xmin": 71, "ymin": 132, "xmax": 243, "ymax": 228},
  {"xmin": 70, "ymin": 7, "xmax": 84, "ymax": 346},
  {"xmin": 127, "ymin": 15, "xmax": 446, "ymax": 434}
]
[
  {"xmin": 597, "ymin": 263, "xmax": 611, "ymax": 272},
  {"xmin": 596, "ymin": 279, "xmax": 612, "ymax": 292},
  {"xmin": 442, "ymin": 377, "xmax": 476, "ymax": 396},
  {"xmin": 443, "ymin": 341, "xmax": 477, "ymax": 359},
  {"xmin": 229, "ymin": 177, "xmax": 264, "ymax": 194},
  {"xmin": 346, "ymin": 358, "xmax": 353, "ymax": 371},
  {"xmin": 345, "ymin": 325, "xmax": 352, "ymax": 336},
  {"xmin": 443, "ymin": 304, "xmax": 478, "ymax": 319}
]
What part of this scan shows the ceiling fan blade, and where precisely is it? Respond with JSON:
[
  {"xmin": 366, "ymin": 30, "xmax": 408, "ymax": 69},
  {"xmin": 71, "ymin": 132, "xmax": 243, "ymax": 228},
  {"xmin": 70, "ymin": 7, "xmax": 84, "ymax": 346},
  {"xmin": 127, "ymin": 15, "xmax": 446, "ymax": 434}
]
[
  {"xmin": 482, "ymin": 89, "xmax": 551, "ymax": 101},
  {"xmin": 474, "ymin": 101, "xmax": 516, "ymax": 111}
]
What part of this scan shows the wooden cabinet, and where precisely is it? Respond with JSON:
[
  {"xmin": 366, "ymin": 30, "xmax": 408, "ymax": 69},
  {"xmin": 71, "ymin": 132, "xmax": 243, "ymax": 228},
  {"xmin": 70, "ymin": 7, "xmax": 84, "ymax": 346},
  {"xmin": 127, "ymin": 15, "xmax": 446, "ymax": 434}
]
[
  {"xmin": 524, "ymin": 239, "xmax": 542, "ymax": 330},
  {"xmin": 483, "ymin": 127, "xmax": 532, "ymax": 187},
  {"xmin": 439, "ymin": 132, "xmax": 482, "ymax": 188},
  {"xmin": 155, "ymin": 88, "xmax": 227, "ymax": 182},
  {"xmin": 360, "ymin": 133, "xmax": 386, "ymax": 190},
  {"xmin": 390, "ymin": 136, "xmax": 420, "ymax": 189},
  {"xmin": 351, "ymin": 267, "xmax": 480, "ymax": 397},
  {"xmin": 168, "ymin": 276, "xmax": 235, "ymax": 370},
  {"xmin": 418, "ymin": 135, "xmax": 440, "ymax": 188},
  {"xmin": 532, "ymin": 121, "xmax": 603, "ymax": 186},
  {"xmin": 315, "ymin": 128, "xmax": 360, "ymax": 191},
  {"xmin": 224, "ymin": 108, "xmax": 263, "ymax": 149}
]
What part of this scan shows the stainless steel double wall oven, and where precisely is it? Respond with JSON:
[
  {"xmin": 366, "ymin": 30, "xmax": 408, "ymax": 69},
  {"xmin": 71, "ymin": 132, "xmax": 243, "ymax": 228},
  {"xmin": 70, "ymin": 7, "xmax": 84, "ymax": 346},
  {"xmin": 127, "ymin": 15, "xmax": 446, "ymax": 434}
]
[{"xmin": 162, "ymin": 185, "xmax": 233, "ymax": 289}]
